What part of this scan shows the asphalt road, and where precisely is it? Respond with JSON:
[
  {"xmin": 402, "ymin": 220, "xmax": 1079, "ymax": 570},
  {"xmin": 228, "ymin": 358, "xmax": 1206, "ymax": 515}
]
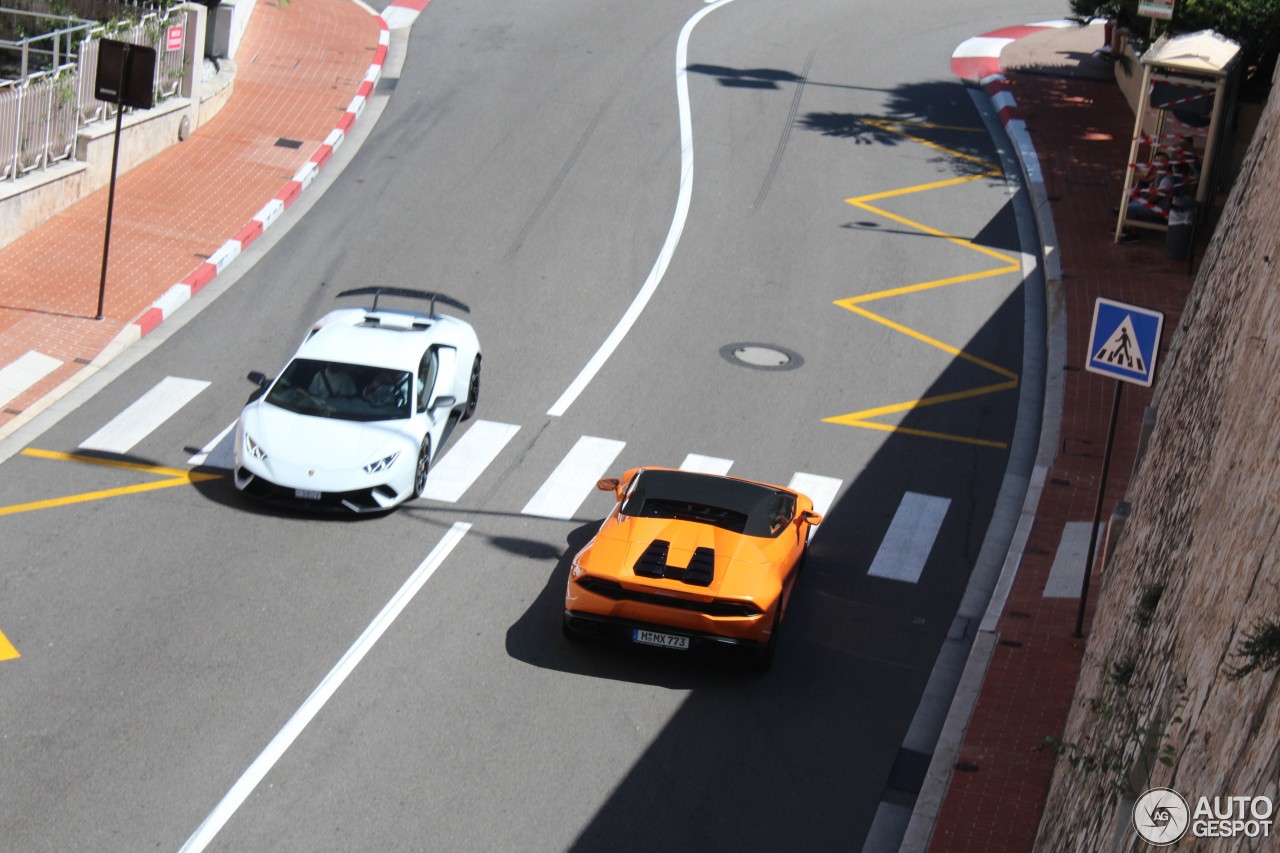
[{"xmin": 0, "ymin": 0, "xmax": 1064, "ymax": 849}]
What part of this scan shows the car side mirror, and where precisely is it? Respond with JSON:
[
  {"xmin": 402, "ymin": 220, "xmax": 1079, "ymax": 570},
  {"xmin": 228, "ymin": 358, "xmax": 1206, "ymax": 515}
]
[
  {"xmin": 597, "ymin": 478, "xmax": 620, "ymax": 496},
  {"xmin": 429, "ymin": 394, "xmax": 456, "ymax": 411},
  {"xmin": 247, "ymin": 370, "xmax": 270, "ymax": 388},
  {"xmin": 800, "ymin": 511, "xmax": 823, "ymax": 526}
]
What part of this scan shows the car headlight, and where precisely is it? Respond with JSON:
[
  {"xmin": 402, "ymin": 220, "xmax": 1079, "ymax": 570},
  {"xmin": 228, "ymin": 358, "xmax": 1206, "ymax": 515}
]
[
  {"xmin": 363, "ymin": 451, "xmax": 400, "ymax": 475},
  {"xmin": 244, "ymin": 433, "xmax": 267, "ymax": 462}
]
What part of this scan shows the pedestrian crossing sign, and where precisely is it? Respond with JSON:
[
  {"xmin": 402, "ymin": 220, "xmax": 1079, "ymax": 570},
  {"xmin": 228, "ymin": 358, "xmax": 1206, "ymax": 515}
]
[{"xmin": 1086, "ymin": 298, "xmax": 1164, "ymax": 387}]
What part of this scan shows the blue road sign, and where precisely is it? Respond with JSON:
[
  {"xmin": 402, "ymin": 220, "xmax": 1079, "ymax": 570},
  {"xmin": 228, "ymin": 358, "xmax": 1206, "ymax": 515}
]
[{"xmin": 1086, "ymin": 298, "xmax": 1164, "ymax": 387}]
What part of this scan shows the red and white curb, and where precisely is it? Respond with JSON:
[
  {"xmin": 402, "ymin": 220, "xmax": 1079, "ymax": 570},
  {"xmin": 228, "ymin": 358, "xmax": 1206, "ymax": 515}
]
[
  {"xmin": 950, "ymin": 20, "xmax": 1075, "ymax": 290},
  {"xmin": 895, "ymin": 23, "xmax": 1081, "ymax": 853},
  {"xmin": 950, "ymin": 21, "xmax": 1076, "ymax": 84},
  {"xmin": 125, "ymin": 0, "xmax": 432, "ymax": 342},
  {"xmin": 380, "ymin": 0, "xmax": 430, "ymax": 31}
]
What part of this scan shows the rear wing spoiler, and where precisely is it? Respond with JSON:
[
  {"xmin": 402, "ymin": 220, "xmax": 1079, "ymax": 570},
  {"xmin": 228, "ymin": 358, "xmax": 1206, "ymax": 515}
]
[{"xmin": 336, "ymin": 287, "xmax": 470, "ymax": 316}]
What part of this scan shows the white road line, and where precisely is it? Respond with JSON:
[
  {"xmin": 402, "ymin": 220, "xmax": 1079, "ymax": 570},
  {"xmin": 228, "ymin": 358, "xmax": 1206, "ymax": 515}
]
[
  {"xmin": 419, "ymin": 420, "xmax": 520, "ymax": 502},
  {"xmin": 79, "ymin": 376, "xmax": 210, "ymax": 454},
  {"xmin": 189, "ymin": 421, "xmax": 238, "ymax": 469},
  {"xmin": 521, "ymin": 435, "xmax": 625, "ymax": 519},
  {"xmin": 179, "ymin": 522, "xmax": 471, "ymax": 853},
  {"xmin": 1043, "ymin": 521, "xmax": 1105, "ymax": 598},
  {"xmin": 867, "ymin": 492, "xmax": 951, "ymax": 584},
  {"xmin": 545, "ymin": 0, "xmax": 740, "ymax": 417},
  {"xmin": 0, "ymin": 351, "xmax": 63, "ymax": 409},
  {"xmin": 680, "ymin": 453, "xmax": 733, "ymax": 475},
  {"xmin": 787, "ymin": 472, "xmax": 843, "ymax": 517}
]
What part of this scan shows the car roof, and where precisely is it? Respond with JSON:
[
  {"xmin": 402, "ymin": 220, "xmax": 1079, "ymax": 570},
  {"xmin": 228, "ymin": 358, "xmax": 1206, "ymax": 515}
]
[
  {"xmin": 623, "ymin": 468, "xmax": 798, "ymax": 538},
  {"xmin": 292, "ymin": 307, "xmax": 465, "ymax": 370}
]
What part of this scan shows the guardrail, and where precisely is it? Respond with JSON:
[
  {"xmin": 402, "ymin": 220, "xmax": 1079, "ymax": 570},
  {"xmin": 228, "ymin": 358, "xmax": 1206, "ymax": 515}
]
[
  {"xmin": 0, "ymin": 8, "xmax": 97, "ymax": 78},
  {"xmin": 0, "ymin": 7, "xmax": 186, "ymax": 182}
]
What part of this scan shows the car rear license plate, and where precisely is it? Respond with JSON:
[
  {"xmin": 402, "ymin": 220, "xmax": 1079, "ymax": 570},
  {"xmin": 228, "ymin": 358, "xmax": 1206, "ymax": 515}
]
[
  {"xmin": 633, "ymin": 629, "xmax": 689, "ymax": 650},
  {"xmin": 295, "ymin": 488, "xmax": 322, "ymax": 500}
]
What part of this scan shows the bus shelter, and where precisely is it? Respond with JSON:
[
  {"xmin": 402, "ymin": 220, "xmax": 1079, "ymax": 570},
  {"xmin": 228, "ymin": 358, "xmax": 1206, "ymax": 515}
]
[{"xmin": 1114, "ymin": 30, "xmax": 1241, "ymax": 243}]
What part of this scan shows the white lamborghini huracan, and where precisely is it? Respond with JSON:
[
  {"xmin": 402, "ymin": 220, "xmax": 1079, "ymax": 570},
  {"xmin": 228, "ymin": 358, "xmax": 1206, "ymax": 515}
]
[{"xmin": 234, "ymin": 287, "xmax": 481, "ymax": 513}]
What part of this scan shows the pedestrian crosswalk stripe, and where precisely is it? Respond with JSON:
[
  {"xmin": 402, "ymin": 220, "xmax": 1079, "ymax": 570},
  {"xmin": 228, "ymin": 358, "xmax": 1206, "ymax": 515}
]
[
  {"xmin": 23, "ymin": 372, "xmax": 871, "ymax": 535},
  {"xmin": 80, "ymin": 377, "xmax": 211, "ymax": 454},
  {"xmin": 190, "ymin": 421, "xmax": 237, "ymax": 469},
  {"xmin": 680, "ymin": 453, "xmax": 733, "ymax": 475},
  {"xmin": 420, "ymin": 420, "xmax": 520, "ymax": 502},
  {"xmin": 521, "ymin": 435, "xmax": 625, "ymax": 520},
  {"xmin": 1043, "ymin": 521, "xmax": 1105, "ymax": 598},
  {"xmin": 867, "ymin": 491, "xmax": 950, "ymax": 583},
  {"xmin": 0, "ymin": 350, "xmax": 63, "ymax": 409},
  {"xmin": 787, "ymin": 472, "xmax": 843, "ymax": 517}
]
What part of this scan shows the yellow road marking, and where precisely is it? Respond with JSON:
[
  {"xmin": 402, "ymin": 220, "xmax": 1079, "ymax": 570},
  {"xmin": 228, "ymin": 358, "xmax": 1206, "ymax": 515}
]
[
  {"xmin": 0, "ymin": 449, "xmax": 222, "ymax": 517},
  {"xmin": 837, "ymin": 303, "xmax": 1019, "ymax": 379},
  {"xmin": 828, "ymin": 118, "xmax": 1022, "ymax": 447},
  {"xmin": 0, "ymin": 629, "xmax": 18, "ymax": 661}
]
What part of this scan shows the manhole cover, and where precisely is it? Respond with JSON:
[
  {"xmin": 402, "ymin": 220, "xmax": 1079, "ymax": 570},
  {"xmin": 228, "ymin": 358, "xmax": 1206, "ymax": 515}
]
[{"xmin": 719, "ymin": 343, "xmax": 804, "ymax": 371}]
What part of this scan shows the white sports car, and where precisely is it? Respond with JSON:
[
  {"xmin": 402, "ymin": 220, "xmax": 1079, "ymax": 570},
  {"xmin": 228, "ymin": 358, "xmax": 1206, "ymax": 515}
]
[{"xmin": 234, "ymin": 287, "xmax": 481, "ymax": 513}]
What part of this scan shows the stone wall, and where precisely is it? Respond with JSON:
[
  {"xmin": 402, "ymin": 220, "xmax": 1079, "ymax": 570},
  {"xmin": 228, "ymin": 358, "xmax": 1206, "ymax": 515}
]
[{"xmin": 1034, "ymin": 76, "xmax": 1280, "ymax": 850}]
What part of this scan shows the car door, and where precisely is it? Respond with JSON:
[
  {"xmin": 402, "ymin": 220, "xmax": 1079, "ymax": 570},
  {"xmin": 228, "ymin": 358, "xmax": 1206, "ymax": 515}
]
[{"xmin": 416, "ymin": 344, "xmax": 458, "ymax": 461}]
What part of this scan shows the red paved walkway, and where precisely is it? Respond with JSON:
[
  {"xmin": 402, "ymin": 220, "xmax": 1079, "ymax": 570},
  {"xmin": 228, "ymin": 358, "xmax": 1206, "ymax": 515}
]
[
  {"xmin": 927, "ymin": 37, "xmax": 1200, "ymax": 853},
  {"xmin": 0, "ymin": 0, "xmax": 381, "ymax": 436}
]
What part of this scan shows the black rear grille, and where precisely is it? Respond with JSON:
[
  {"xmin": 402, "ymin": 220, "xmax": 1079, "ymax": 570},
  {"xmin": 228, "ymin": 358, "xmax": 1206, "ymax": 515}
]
[
  {"xmin": 239, "ymin": 474, "xmax": 384, "ymax": 513},
  {"xmin": 632, "ymin": 539, "xmax": 715, "ymax": 587},
  {"xmin": 577, "ymin": 577, "xmax": 761, "ymax": 617}
]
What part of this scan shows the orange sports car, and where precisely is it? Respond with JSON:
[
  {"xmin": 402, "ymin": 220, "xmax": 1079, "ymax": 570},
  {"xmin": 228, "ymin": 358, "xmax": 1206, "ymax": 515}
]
[{"xmin": 563, "ymin": 467, "xmax": 822, "ymax": 669}]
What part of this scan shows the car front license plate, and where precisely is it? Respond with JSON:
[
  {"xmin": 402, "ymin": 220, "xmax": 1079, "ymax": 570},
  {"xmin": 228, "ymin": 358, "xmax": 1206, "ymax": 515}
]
[
  {"xmin": 295, "ymin": 488, "xmax": 322, "ymax": 500},
  {"xmin": 633, "ymin": 629, "xmax": 689, "ymax": 650}
]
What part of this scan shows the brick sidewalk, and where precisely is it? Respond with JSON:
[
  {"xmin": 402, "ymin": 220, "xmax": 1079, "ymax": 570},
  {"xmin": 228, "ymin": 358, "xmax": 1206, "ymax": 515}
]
[
  {"xmin": 0, "ymin": 0, "xmax": 382, "ymax": 435},
  {"xmin": 926, "ymin": 67, "xmax": 1198, "ymax": 852}
]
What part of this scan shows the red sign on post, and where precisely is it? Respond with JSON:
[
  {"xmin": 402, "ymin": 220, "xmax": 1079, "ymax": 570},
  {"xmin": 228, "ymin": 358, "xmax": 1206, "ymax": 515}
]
[{"xmin": 167, "ymin": 24, "xmax": 184, "ymax": 52}]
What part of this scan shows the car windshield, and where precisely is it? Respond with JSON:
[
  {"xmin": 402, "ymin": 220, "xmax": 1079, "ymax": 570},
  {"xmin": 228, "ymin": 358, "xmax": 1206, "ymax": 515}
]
[
  {"xmin": 265, "ymin": 358, "xmax": 413, "ymax": 421},
  {"xmin": 619, "ymin": 470, "xmax": 797, "ymax": 537}
]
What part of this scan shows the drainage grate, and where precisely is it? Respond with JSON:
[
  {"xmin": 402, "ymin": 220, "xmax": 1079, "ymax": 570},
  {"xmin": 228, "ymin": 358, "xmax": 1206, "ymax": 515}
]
[{"xmin": 275, "ymin": 138, "xmax": 304, "ymax": 149}]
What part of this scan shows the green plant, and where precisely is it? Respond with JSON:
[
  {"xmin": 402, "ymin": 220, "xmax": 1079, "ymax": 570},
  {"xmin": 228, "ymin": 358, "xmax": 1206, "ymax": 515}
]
[
  {"xmin": 1069, "ymin": 0, "xmax": 1143, "ymax": 31},
  {"xmin": 1226, "ymin": 618, "xmax": 1280, "ymax": 679},
  {"xmin": 1175, "ymin": 0, "xmax": 1280, "ymax": 94},
  {"xmin": 53, "ymin": 69, "xmax": 77, "ymax": 106},
  {"xmin": 1039, "ymin": 676, "xmax": 1186, "ymax": 795}
]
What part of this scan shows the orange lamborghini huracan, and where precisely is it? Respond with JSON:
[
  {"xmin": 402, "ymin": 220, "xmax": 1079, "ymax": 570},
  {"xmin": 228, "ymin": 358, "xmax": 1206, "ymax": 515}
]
[{"xmin": 563, "ymin": 467, "xmax": 823, "ymax": 669}]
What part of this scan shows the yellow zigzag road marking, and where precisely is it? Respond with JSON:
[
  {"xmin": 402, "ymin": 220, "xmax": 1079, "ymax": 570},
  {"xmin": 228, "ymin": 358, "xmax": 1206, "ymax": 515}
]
[
  {"xmin": 1, "ymin": 629, "xmax": 17, "ymax": 662},
  {"xmin": 0, "ymin": 449, "xmax": 223, "ymax": 517},
  {"xmin": 826, "ymin": 118, "xmax": 1020, "ymax": 448}
]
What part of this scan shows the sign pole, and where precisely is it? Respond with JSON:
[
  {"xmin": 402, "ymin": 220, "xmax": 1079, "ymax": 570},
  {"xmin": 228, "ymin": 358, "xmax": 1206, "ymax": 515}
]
[
  {"xmin": 1078, "ymin": 296, "xmax": 1165, "ymax": 638},
  {"xmin": 93, "ymin": 39, "xmax": 156, "ymax": 321},
  {"xmin": 1074, "ymin": 380, "xmax": 1123, "ymax": 638},
  {"xmin": 96, "ymin": 56, "xmax": 127, "ymax": 321}
]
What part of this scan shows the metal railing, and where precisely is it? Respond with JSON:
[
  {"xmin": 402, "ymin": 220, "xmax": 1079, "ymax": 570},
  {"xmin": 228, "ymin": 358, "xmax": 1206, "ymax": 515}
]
[
  {"xmin": 1, "ymin": 6, "xmax": 186, "ymax": 182},
  {"xmin": 0, "ymin": 9, "xmax": 97, "ymax": 79}
]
